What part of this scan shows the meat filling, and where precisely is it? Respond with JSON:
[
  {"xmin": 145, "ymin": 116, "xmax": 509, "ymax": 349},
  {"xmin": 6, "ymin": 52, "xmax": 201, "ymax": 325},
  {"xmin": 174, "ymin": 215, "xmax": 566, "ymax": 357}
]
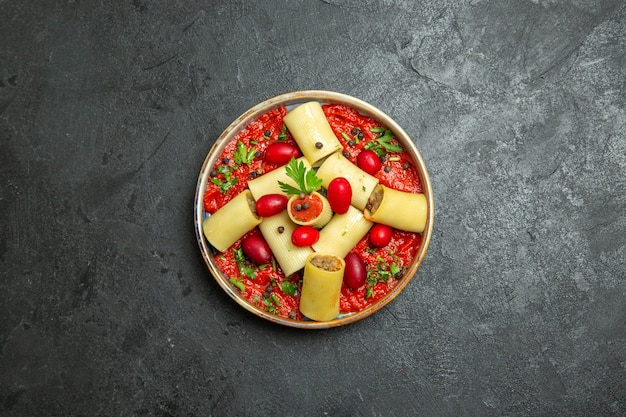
[
  {"xmin": 310, "ymin": 255, "xmax": 342, "ymax": 272},
  {"xmin": 365, "ymin": 185, "xmax": 384, "ymax": 214}
]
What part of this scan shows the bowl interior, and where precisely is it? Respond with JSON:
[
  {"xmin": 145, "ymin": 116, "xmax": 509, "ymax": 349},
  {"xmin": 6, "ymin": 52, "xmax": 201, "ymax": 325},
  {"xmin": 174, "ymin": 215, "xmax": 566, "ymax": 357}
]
[{"xmin": 194, "ymin": 90, "xmax": 434, "ymax": 329}]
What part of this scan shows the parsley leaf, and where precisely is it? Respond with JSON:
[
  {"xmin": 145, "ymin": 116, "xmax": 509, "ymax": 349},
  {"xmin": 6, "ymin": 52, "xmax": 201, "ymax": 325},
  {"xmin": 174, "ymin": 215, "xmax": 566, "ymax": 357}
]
[
  {"xmin": 233, "ymin": 140, "xmax": 256, "ymax": 167},
  {"xmin": 365, "ymin": 128, "xmax": 403, "ymax": 157},
  {"xmin": 264, "ymin": 294, "xmax": 280, "ymax": 314},
  {"xmin": 233, "ymin": 247, "xmax": 246, "ymax": 263},
  {"xmin": 229, "ymin": 277, "xmax": 246, "ymax": 292},
  {"xmin": 278, "ymin": 125, "xmax": 288, "ymax": 142},
  {"xmin": 365, "ymin": 258, "xmax": 403, "ymax": 298},
  {"xmin": 211, "ymin": 176, "xmax": 238, "ymax": 194},
  {"xmin": 232, "ymin": 247, "xmax": 257, "ymax": 279},
  {"xmin": 240, "ymin": 266, "xmax": 256, "ymax": 279},
  {"xmin": 278, "ymin": 158, "xmax": 322, "ymax": 196},
  {"xmin": 281, "ymin": 281, "xmax": 298, "ymax": 296}
]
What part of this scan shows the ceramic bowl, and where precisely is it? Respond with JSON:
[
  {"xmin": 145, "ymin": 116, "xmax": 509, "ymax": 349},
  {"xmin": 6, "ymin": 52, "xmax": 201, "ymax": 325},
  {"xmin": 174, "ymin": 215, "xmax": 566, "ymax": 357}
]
[{"xmin": 194, "ymin": 91, "xmax": 434, "ymax": 329}]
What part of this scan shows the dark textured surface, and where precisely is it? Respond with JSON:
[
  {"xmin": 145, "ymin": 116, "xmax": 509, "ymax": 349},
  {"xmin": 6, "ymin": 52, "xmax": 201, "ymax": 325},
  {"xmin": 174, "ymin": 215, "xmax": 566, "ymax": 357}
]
[{"xmin": 1, "ymin": 1, "xmax": 624, "ymax": 416}]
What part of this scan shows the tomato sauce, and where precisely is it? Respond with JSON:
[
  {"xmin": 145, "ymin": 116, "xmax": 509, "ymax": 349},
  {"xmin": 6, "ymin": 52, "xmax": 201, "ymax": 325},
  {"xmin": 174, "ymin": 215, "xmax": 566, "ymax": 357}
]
[
  {"xmin": 203, "ymin": 103, "xmax": 423, "ymax": 320},
  {"xmin": 289, "ymin": 194, "xmax": 324, "ymax": 223}
]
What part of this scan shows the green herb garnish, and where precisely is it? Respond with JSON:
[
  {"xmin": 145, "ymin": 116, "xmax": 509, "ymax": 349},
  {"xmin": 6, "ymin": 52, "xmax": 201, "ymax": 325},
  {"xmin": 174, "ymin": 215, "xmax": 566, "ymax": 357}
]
[
  {"xmin": 364, "ymin": 257, "xmax": 403, "ymax": 299},
  {"xmin": 281, "ymin": 281, "xmax": 298, "ymax": 296},
  {"xmin": 278, "ymin": 158, "xmax": 322, "ymax": 196},
  {"xmin": 211, "ymin": 175, "xmax": 238, "ymax": 194},
  {"xmin": 212, "ymin": 141, "xmax": 255, "ymax": 194},
  {"xmin": 365, "ymin": 128, "xmax": 403, "ymax": 157},
  {"xmin": 233, "ymin": 140, "xmax": 257, "ymax": 167},
  {"xmin": 264, "ymin": 294, "xmax": 280, "ymax": 314},
  {"xmin": 232, "ymin": 247, "xmax": 257, "ymax": 279},
  {"xmin": 240, "ymin": 266, "xmax": 256, "ymax": 279},
  {"xmin": 278, "ymin": 125, "xmax": 288, "ymax": 142},
  {"xmin": 229, "ymin": 277, "xmax": 246, "ymax": 292}
]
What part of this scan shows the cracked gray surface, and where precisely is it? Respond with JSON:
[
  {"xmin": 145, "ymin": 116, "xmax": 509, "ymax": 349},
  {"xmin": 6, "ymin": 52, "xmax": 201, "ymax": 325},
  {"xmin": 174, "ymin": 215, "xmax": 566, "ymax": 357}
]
[{"xmin": 1, "ymin": 1, "xmax": 625, "ymax": 416}]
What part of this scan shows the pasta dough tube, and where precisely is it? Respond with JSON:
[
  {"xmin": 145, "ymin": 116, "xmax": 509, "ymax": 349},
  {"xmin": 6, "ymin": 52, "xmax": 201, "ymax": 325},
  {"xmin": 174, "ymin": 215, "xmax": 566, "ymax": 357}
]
[
  {"xmin": 312, "ymin": 205, "xmax": 373, "ymax": 259},
  {"xmin": 248, "ymin": 157, "xmax": 312, "ymax": 201},
  {"xmin": 299, "ymin": 253, "xmax": 345, "ymax": 321},
  {"xmin": 258, "ymin": 211, "xmax": 313, "ymax": 276},
  {"xmin": 202, "ymin": 190, "xmax": 261, "ymax": 252},
  {"xmin": 364, "ymin": 185, "xmax": 427, "ymax": 233},
  {"xmin": 316, "ymin": 152, "xmax": 379, "ymax": 211},
  {"xmin": 283, "ymin": 102, "xmax": 343, "ymax": 166}
]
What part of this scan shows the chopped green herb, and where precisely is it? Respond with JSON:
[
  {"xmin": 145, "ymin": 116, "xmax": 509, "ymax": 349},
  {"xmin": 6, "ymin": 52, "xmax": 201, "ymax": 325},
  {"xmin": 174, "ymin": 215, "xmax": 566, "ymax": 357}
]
[
  {"xmin": 233, "ymin": 247, "xmax": 246, "ymax": 264},
  {"xmin": 278, "ymin": 125, "xmax": 288, "ymax": 142},
  {"xmin": 211, "ymin": 176, "xmax": 238, "ymax": 194},
  {"xmin": 232, "ymin": 247, "xmax": 257, "ymax": 279},
  {"xmin": 233, "ymin": 140, "xmax": 256, "ymax": 167},
  {"xmin": 264, "ymin": 293, "xmax": 280, "ymax": 314},
  {"xmin": 229, "ymin": 277, "xmax": 246, "ymax": 292},
  {"xmin": 212, "ymin": 160, "xmax": 240, "ymax": 194},
  {"xmin": 365, "ymin": 258, "xmax": 403, "ymax": 298},
  {"xmin": 216, "ymin": 165, "xmax": 231, "ymax": 175},
  {"xmin": 281, "ymin": 281, "xmax": 298, "ymax": 296},
  {"xmin": 240, "ymin": 266, "xmax": 256, "ymax": 279},
  {"xmin": 365, "ymin": 128, "xmax": 403, "ymax": 157},
  {"xmin": 278, "ymin": 158, "xmax": 323, "ymax": 196}
]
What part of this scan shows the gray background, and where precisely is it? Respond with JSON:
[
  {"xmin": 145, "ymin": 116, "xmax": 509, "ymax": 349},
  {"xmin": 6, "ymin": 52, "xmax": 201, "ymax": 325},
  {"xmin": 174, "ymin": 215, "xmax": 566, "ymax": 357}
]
[{"xmin": 1, "ymin": 1, "xmax": 624, "ymax": 416}]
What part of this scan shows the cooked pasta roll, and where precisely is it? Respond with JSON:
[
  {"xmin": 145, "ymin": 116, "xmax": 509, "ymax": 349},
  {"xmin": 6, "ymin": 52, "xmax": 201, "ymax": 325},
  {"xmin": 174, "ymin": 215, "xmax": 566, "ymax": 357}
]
[
  {"xmin": 258, "ymin": 211, "xmax": 313, "ymax": 276},
  {"xmin": 283, "ymin": 102, "xmax": 343, "ymax": 166},
  {"xmin": 202, "ymin": 190, "xmax": 261, "ymax": 252},
  {"xmin": 316, "ymin": 152, "xmax": 379, "ymax": 211},
  {"xmin": 287, "ymin": 191, "xmax": 333, "ymax": 228},
  {"xmin": 248, "ymin": 157, "xmax": 312, "ymax": 201},
  {"xmin": 312, "ymin": 205, "xmax": 373, "ymax": 258},
  {"xmin": 364, "ymin": 185, "xmax": 427, "ymax": 233},
  {"xmin": 299, "ymin": 253, "xmax": 345, "ymax": 321}
]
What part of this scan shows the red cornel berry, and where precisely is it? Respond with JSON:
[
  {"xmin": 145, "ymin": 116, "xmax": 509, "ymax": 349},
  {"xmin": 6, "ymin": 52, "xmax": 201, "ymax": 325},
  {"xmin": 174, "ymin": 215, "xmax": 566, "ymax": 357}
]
[
  {"xmin": 327, "ymin": 177, "xmax": 352, "ymax": 214},
  {"xmin": 356, "ymin": 149, "xmax": 382, "ymax": 175},
  {"xmin": 242, "ymin": 235, "xmax": 272, "ymax": 265},
  {"xmin": 369, "ymin": 224, "xmax": 393, "ymax": 247},
  {"xmin": 344, "ymin": 252, "xmax": 366, "ymax": 289},
  {"xmin": 265, "ymin": 142, "xmax": 300, "ymax": 165},
  {"xmin": 291, "ymin": 226, "xmax": 319, "ymax": 247},
  {"xmin": 256, "ymin": 194, "xmax": 288, "ymax": 217}
]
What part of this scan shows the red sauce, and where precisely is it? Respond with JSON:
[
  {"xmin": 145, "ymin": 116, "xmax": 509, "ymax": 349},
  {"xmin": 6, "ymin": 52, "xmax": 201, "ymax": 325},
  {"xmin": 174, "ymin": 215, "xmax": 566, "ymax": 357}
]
[{"xmin": 203, "ymin": 103, "xmax": 423, "ymax": 320}]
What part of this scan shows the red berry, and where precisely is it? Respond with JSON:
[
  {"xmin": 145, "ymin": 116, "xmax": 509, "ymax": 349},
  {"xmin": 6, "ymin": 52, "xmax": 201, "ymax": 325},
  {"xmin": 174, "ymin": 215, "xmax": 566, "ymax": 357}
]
[
  {"xmin": 256, "ymin": 194, "xmax": 288, "ymax": 217},
  {"xmin": 327, "ymin": 177, "xmax": 352, "ymax": 214},
  {"xmin": 344, "ymin": 252, "xmax": 366, "ymax": 289},
  {"xmin": 242, "ymin": 235, "xmax": 272, "ymax": 264},
  {"xmin": 265, "ymin": 143, "xmax": 299, "ymax": 166},
  {"xmin": 291, "ymin": 226, "xmax": 319, "ymax": 247},
  {"xmin": 356, "ymin": 150, "xmax": 382, "ymax": 175},
  {"xmin": 369, "ymin": 224, "xmax": 393, "ymax": 247}
]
